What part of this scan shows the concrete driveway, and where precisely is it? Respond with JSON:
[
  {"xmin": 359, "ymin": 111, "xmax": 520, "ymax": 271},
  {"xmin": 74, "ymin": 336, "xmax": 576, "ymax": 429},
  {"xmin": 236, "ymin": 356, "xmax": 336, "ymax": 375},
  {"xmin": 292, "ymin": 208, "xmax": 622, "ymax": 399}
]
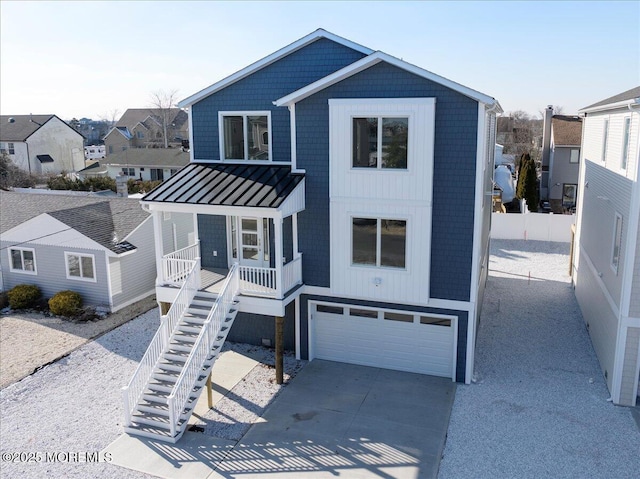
[{"xmin": 212, "ymin": 360, "xmax": 455, "ymax": 478}]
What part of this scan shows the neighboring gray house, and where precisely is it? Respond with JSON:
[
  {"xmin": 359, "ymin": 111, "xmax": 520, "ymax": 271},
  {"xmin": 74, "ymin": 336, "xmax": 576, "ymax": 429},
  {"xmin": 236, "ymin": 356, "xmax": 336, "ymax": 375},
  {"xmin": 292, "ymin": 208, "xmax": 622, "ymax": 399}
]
[
  {"xmin": 541, "ymin": 107, "xmax": 583, "ymax": 213},
  {"xmin": 0, "ymin": 191, "xmax": 193, "ymax": 312},
  {"xmin": 573, "ymin": 86, "xmax": 640, "ymax": 407},
  {"xmin": 0, "ymin": 114, "xmax": 85, "ymax": 175}
]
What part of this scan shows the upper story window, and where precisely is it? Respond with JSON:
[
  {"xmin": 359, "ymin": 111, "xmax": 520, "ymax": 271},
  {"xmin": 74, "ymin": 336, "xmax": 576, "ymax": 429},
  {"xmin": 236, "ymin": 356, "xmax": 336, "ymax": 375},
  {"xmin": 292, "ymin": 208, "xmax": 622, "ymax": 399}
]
[
  {"xmin": 352, "ymin": 217, "xmax": 406, "ymax": 269},
  {"xmin": 65, "ymin": 252, "xmax": 95, "ymax": 281},
  {"xmin": 602, "ymin": 118, "xmax": 609, "ymax": 163},
  {"xmin": 219, "ymin": 112, "xmax": 271, "ymax": 161},
  {"xmin": 611, "ymin": 212, "xmax": 623, "ymax": 274},
  {"xmin": 621, "ymin": 117, "xmax": 631, "ymax": 170},
  {"xmin": 353, "ymin": 117, "xmax": 408, "ymax": 169},
  {"xmin": 570, "ymin": 149, "xmax": 579, "ymax": 163},
  {"xmin": 10, "ymin": 248, "xmax": 37, "ymax": 274},
  {"xmin": 136, "ymin": 131, "xmax": 144, "ymax": 139}
]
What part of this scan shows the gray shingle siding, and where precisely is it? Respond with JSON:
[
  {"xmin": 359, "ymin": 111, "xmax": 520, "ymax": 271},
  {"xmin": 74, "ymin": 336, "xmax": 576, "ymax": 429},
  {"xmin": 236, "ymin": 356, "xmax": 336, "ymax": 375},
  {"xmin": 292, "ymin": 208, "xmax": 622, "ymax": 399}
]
[
  {"xmin": 296, "ymin": 61, "xmax": 479, "ymax": 299},
  {"xmin": 299, "ymin": 294, "xmax": 468, "ymax": 381},
  {"xmin": 227, "ymin": 302, "xmax": 296, "ymax": 350},
  {"xmin": 198, "ymin": 214, "xmax": 228, "ymax": 269},
  {"xmin": 191, "ymin": 38, "xmax": 366, "ymax": 161}
]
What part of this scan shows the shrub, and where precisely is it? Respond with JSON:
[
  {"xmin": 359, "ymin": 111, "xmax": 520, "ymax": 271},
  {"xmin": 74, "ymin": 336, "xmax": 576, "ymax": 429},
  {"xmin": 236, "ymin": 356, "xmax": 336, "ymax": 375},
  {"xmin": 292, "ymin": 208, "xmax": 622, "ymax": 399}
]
[
  {"xmin": 7, "ymin": 284, "xmax": 42, "ymax": 309},
  {"xmin": 0, "ymin": 291, "xmax": 8, "ymax": 309},
  {"xmin": 48, "ymin": 290, "xmax": 83, "ymax": 317}
]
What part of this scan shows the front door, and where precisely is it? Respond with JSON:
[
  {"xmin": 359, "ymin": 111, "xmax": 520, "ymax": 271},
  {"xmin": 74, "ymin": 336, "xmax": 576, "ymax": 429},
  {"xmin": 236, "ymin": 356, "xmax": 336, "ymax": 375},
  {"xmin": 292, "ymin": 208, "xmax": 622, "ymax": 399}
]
[{"xmin": 237, "ymin": 217, "xmax": 269, "ymax": 268}]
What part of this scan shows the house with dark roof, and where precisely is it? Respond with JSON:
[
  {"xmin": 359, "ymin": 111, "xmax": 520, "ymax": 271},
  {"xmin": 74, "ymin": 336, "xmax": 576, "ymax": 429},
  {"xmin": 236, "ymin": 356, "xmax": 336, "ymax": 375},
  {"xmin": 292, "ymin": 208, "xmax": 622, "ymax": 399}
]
[
  {"xmin": 120, "ymin": 29, "xmax": 502, "ymax": 442},
  {"xmin": 0, "ymin": 115, "xmax": 85, "ymax": 175},
  {"xmin": 573, "ymin": 86, "xmax": 640, "ymax": 407},
  {"xmin": 103, "ymin": 108, "xmax": 189, "ymax": 155},
  {"xmin": 0, "ymin": 191, "xmax": 194, "ymax": 312},
  {"xmin": 79, "ymin": 148, "xmax": 190, "ymax": 182},
  {"xmin": 541, "ymin": 107, "xmax": 583, "ymax": 213}
]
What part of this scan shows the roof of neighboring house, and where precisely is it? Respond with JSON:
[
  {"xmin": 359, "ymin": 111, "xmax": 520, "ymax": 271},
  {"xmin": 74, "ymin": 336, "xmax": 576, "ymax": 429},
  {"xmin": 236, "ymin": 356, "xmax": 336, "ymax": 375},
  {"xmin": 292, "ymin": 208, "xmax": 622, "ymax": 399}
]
[
  {"xmin": 551, "ymin": 115, "xmax": 582, "ymax": 146},
  {"xmin": 581, "ymin": 86, "xmax": 640, "ymax": 112},
  {"xmin": 0, "ymin": 191, "xmax": 149, "ymax": 254},
  {"xmin": 0, "ymin": 114, "xmax": 55, "ymax": 141},
  {"xmin": 116, "ymin": 108, "xmax": 188, "ymax": 131},
  {"xmin": 78, "ymin": 161, "xmax": 108, "ymax": 175},
  {"xmin": 142, "ymin": 163, "xmax": 304, "ymax": 208},
  {"xmin": 103, "ymin": 148, "xmax": 190, "ymax": 168}
]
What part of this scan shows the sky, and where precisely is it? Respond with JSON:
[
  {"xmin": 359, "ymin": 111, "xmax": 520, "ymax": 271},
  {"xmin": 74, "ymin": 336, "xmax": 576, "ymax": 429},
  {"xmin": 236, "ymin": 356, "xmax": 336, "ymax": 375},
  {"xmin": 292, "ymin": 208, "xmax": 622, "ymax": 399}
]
[{"xmin": 1, "ymin": 1, "xmax": 638, "ymax": 121}]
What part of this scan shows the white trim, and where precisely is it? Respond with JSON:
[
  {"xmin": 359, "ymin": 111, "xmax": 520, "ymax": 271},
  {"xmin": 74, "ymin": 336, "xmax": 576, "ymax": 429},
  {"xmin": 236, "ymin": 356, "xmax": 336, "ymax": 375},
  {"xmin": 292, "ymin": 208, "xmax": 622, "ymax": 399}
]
[
  {"xmin": 141, "ymin": 198, "xmax": 302, "ymax": 219},
  {"xmin": 350, "ymin": 216, "xmax": 408, "ymax": 270},
  {"xmin": 64, "ymin": 251, "xmax": 97, "ymax": 282},
  {"xmin": 7, "ymin": 247, "xmax": 37, "ymax": 275},
  {"xmin": 187, "ymin": 107, "xmax": 195, "ymax": 163},
  {"xmin": 218, "ymin": 111, "xmax": 273, "ymax": 162},
  {"xmin": 275, "ymin": 51, "xmax": 499, "ymax": 108},
  {"xmin": 301, "ymin": 285, "xmax": 473, "ymax": 312},
  {"xmin": 178, "ymin": 29, "xmax": 373, "ymax": 108},
  {"xmin": 610, "ymin": 211, "xmax": 623, "ymax": 275},
  {"xmin": 620, "ymin": 116, "xmax": 631, "ymax": 171},
  {"xmin": 105, "ymin": 254, "xmax": 114, "ymax": 311},
  {"xmin": 289, "ymin": 104, "xmax": 298, "ymax": 172},
  {"xmin": 294, "ymin": 296, "xmax": 301, "ymax": 361},
  {"xmin": 579, "ymin": 97, "xmax": 640, "ymax": 114},
  {"xmin": 152, "ymin": 211, "xmax": 164, "ymax": 284}
]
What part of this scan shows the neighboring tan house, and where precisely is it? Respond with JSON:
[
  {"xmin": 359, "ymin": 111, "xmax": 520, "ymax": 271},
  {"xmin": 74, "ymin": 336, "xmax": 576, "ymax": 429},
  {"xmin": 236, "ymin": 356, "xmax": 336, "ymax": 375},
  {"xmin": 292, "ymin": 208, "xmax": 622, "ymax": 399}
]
[
  {"xmin": 541, "ymin": 106, "xmax": 583, "ymax": 212},
  {"xmin": 103, "ymin": 108, "xmax": 189, "ymax": 155},
  {"xmin": 0, "ymin": 190, "xmax": 192, "ymax": 312},
  {"xmin": 121, "ymin": 28, "xmax": 501, "ymax": 442},
  {"xmin": 573, "ymin": 86, "xmax": 640, "ymax": 407},
  {"xmin": 0, "ymin": 115, "xmax": 85, "ymax": 175}
]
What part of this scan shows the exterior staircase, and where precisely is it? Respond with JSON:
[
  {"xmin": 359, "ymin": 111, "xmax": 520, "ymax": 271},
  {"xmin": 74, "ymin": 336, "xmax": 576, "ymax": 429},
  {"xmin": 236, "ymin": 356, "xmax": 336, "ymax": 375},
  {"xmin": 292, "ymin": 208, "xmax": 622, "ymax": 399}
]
[{"xmin": 122, "ymin": 263, "xmax": 240, "ymax": 443}]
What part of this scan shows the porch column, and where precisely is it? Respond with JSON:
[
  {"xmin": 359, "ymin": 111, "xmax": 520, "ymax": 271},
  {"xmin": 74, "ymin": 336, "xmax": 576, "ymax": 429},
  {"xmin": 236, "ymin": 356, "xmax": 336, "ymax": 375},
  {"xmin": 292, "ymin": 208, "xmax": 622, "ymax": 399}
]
[
  {"xmin": 292, "ymin": 212, "xmax": 299, "ymax": 258},
  {"xmin": 192, "ymin": 212, "xmax": 199, "ymax": 245},
  {"xmin": 275, "ymin": 216, "xmax": 284, "ymax": 299},
  {"xmin": 152, "ymin": 210, "xmax": 164, "ymax": 285}
]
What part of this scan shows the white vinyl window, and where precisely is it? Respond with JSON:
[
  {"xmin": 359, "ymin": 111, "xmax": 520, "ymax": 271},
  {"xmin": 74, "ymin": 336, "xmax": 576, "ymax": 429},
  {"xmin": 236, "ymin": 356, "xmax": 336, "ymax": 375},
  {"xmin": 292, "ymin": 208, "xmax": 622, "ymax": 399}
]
[
  {"xmin": 352, "ymin": 217, "xmax": 406, "ymax": 269},
  {"xmin": 9, "ymin": 248, "xmax": 37, "ymax": 274},
  {"xmin": 611, "ymin": 213, "xmax": 623, "ymax": 274},
  {"xmin": 621, "ymin": 117, "xmax": 631, "ymax": 170},
  {"xmin": 570, "ymin": 149, "xmax": 579, "ymax": 163},
  {"xmin": 352, "ymin": 117, "xmax": 408, "ymax": 169},
  {"xmin": 219, "ymin": 111, "xmax": 272, "ymax": 161},
  {"xmin": 65, "ymin": 252, "xmax": 96, "ymax": 281},
  {"xmin": 8, "ymin": 142, "xmax": 15, "ymax": 155}
]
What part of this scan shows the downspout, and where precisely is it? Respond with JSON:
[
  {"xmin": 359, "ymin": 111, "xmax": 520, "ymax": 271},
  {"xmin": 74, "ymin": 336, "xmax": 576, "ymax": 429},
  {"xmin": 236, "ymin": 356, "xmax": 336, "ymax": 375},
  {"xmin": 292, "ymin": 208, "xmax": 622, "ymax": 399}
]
[{"xmin": 26, "ymin": 142, "xmax": 32, "ymax": 175}]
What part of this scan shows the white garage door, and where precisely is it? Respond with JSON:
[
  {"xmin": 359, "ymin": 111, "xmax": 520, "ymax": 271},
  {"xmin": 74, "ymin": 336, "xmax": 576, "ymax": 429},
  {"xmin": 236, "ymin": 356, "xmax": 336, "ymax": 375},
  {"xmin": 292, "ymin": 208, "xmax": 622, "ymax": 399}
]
[{"xmin": 312, "ymin": 303, "xmax": 455, "ymax": 378}]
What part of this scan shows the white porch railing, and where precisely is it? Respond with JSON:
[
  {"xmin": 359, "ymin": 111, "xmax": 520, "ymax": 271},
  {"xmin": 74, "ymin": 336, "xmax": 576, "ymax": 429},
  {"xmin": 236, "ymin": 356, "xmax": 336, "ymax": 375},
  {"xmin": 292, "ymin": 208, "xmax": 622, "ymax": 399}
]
[
  {"xmin": 167, "ymin": 263, "xmax": 240, "ymax": 437},
  {"xmin": 161, "ymin": 243, "xmax": 200, "ymax": 285},
  {"xmin": 238, "ymin": 266, "xmax": 277, "ymax": 296},
  {"xmin": 282, "ymin": 254, "xmax": 303, "ymax": 294},
  {"xmin": 122, "ymin": 260, "xmax": 199, "ymax": 426}
]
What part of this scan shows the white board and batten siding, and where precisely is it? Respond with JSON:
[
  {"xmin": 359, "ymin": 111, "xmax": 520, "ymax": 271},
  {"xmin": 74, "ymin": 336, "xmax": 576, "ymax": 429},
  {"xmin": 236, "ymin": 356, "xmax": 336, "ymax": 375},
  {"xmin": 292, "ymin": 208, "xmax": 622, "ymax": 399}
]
[
  {"xmin": 328, "ymin": 98, "xmax": 435, "ymax": 304},
  {"xmin": 311, "ymin": 302, "xmax": 456, "ymax": 379}
]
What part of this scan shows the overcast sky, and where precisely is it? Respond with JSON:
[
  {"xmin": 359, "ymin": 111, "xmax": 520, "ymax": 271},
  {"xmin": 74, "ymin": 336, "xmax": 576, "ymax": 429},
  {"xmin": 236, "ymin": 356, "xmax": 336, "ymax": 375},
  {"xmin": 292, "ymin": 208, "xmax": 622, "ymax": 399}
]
[{"xmin": 1, "ymin": 1, "xmax": 638, "ymax": 121}]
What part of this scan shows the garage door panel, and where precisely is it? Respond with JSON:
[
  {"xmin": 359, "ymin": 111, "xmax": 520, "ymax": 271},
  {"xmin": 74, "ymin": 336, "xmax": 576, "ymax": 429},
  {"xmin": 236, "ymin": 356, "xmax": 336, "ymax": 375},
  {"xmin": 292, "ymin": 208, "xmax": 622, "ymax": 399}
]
[{"xmin": 313, "ymin": 306, "xmax": 454, "ymax": 378}]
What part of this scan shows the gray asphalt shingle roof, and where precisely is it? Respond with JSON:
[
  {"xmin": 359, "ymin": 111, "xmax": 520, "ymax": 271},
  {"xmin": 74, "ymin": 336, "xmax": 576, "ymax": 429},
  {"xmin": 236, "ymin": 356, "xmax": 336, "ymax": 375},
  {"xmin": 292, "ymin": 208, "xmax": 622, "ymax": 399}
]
[
  {"xmin": 103, "ymin": 149, "xmax": 190, "ymax": 168},
  {"xmin": 0, "ymin": 114, "xmax": 55, "ymax": 141},
  {"xmin": 0, "ymin": 191, "xmax": 149, "ymax": 253},
  {"xmin": 582, "ymin": 86, "xmax": 640, "ymax": 110}
]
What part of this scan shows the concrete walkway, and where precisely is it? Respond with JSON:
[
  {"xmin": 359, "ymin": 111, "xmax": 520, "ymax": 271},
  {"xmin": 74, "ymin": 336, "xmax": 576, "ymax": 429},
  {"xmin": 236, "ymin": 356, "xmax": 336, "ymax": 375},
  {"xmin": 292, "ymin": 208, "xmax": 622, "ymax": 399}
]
[{"xmin": 106, "ymin": 360, "xmax": 455, "ymax": 479}]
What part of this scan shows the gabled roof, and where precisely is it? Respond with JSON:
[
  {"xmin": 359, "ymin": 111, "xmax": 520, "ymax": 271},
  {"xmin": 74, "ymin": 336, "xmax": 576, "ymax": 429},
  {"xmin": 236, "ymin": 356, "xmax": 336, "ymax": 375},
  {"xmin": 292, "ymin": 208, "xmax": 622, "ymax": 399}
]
[
  {"xmin": 116, "ymin": 108, "xmax": 188, "ymax": 131},
  {"xmin": 142, "ymin": 163, "xmax": 304, "ymax": 209},
  {"xmin": 103, "ymin": 148, "xmax": 190, "ymax": 167},
  {"xmin": 580, "ymin": 86, "xmax": 640, "ymax": 112},
  {"xmin": 178, "ymin": 29, "xmax": 374, "ymax": 108},
  {"xmin": 275, "ymin": 51, "xmax": 501, "ymax": 109},
  {"xmin": 0, "ymin": 114, "xmax": 55, "ymax": 141},
  {"xmin": 551, "ymin": 115, "xmax": 582, "ymax": 146},
  {"xmin": 0, "ymin": 191, "xmax": 149, "ymax": 254}
]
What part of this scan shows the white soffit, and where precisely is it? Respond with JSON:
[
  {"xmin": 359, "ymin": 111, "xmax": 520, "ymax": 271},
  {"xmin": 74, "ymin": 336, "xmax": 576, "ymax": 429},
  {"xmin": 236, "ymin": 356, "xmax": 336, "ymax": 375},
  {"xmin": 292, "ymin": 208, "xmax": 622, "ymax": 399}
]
[
  {"xmin": 274, "ymin": 51, "xmax": 499, "ymax": 108},
  {"xmin": 178, "ymin": 29, "xmax": 373, "ymax": 108}
]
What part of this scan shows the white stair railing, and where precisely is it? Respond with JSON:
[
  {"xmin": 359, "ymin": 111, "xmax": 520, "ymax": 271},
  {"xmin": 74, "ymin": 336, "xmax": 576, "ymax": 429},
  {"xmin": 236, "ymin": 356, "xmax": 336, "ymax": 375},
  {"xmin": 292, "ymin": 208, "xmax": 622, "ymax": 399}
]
[
  {"xmin": 122, "ymin": 260, "xmax": 199, "ymax": 426},
  {"xmin": 167, "ymin": 263, "xmax": 240, "ymax": 438},
  {"xmin": 161, "ymin": 243, "xmax": 200, "ymax": 284}
]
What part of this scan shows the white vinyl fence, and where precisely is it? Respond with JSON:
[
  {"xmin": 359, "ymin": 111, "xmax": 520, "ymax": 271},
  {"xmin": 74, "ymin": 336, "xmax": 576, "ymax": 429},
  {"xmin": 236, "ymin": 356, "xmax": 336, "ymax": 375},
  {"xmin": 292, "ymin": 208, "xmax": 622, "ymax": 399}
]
[{"xmin": 491, "ymin": 212, "xmax": 575, "ymax": 243}]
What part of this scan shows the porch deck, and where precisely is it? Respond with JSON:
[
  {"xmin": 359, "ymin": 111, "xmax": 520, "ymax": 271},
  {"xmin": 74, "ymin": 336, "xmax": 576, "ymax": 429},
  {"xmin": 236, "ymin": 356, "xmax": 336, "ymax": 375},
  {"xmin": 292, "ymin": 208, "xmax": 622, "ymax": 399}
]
[{"xmin": 200, "ymin": 267, "xmax": 277, "ymax": 297}]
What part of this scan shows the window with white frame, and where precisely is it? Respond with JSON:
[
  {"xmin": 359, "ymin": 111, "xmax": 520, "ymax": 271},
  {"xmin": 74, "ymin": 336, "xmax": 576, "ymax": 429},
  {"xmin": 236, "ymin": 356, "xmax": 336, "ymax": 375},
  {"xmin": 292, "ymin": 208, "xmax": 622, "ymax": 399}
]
[
  {"xmin": 353, "ymin": 117, "xmax": 408, "ymax": 169},
  {"xmin": 9, "ymin": 248, "xmax": 37, "ymax": 274},
  {"xmin": 570, "ymin": 149, "xmax": 579, "ymax": 163},
  {"xmin": 220, "ymin": 112, "xmax": 271, "ymax": 161},
  {"xmin": 122, "ymin": 167, "xmax": 135, "ymax": 176},
  {"xmin": 8, "ymin": 142, "xmax": 15, "ymax": 155},
  {"xmin": 562, "ymin": 184, "xmax": 577, "ymax": 209},
  {"xmin": 621, "ymin": 117, "xmax": 631, "ymax": 170},
  {"xmin": 150, "ymin": 168, "xmax": 164, "ymax": 181},
  {"xmin": 65, "ymin": 252, "xmax": 96, "ymax": 281},
  {"xmin": 352, "ymin": 218, "xmax": 406, "ymax": 268},
  {"xmin": 602, "ymin": 118, "xmax": 609, "ymax": 162},
  {"xmin": 611, "ymin": 212, "xmax": 623, "ymax": 274}
]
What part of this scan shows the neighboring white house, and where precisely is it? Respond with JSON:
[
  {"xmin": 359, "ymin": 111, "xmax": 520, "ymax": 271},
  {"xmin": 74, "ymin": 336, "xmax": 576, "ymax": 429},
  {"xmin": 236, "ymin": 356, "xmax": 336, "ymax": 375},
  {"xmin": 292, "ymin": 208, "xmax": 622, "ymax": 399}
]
[
  {"xmin": 0, "ymin": 115, "xmax": 85, "ymax": 175},
  {"xmin": 573, "ymin": 86, "xmax": 640, "ymax": 407},
  {"xmin": 78, "ymin": 148, "xmax": 189, "ymax": 182}
]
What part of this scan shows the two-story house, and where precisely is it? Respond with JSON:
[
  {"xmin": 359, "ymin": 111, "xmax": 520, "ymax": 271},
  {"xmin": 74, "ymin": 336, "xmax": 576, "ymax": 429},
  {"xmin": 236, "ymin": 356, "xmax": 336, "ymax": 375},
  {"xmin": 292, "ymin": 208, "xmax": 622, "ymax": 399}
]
[
  {"xmin": 573, "ymin": 86, "xmax": 640, "ymax": 407},
  {"xmin": 541, "ymin": 106, "xmax": 583, "ymax": 213},
  {"xmin": 103, "ymin": 108, "xmax": 189, "ymax": 155},
  {"xmin": 0, "ymin": 115, "xmax": 85, "ymax": 175},
  {"xmin": 122, "ymin": 29, "xmax": 501, "ymax": 442}
]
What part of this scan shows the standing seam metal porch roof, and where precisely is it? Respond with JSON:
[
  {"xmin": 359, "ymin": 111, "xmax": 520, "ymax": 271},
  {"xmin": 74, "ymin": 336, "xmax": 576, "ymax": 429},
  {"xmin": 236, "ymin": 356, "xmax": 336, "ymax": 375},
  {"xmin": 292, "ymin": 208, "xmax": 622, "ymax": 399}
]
[{"xmin": 141, "ymin": 163, "xmax": 304, "ymax": 208}]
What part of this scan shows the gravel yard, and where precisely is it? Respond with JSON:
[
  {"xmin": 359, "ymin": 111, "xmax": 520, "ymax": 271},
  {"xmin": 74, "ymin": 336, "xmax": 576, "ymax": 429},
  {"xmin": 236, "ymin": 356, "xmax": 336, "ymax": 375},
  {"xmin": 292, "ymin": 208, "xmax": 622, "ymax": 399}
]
[{"xmin": 439, "ymin": 239, "xmax": 640, "ymax": 478}]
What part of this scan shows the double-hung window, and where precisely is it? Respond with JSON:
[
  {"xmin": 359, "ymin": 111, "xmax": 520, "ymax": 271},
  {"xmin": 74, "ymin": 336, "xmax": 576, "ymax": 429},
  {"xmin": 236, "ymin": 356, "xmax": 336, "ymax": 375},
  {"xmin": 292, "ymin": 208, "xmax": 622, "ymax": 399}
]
[
  {"xmin": 219, "ymin": 112, "xmax": 271, "ymax": 161},
  {"xmin": 352, "ymin": 117, "xmax": 408, "ymax": 169},
  {"xmin": 9, "ymin": 248, "xmax": 36, "ymax": 274},
  {"xmin": 65, "ymin": 252, "xmax": 96, "ymax": 281},
  {"xmin": 8, "ymin": 143, "xmax": 15, "ymax": 155},
  {"xmin": 352, "ymin": 218, "xmax": 406, "ymax": 269},
  {"xmin": 122, "ymin": 167, "xmax": 135, "ymax": 176}
]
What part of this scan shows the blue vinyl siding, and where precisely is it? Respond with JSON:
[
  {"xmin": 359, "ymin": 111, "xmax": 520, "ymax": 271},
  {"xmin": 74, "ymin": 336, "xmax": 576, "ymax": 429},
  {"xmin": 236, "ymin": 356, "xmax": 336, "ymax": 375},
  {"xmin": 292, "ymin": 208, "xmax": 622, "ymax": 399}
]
[
  {"xmin": 227, "ymin": 302, "xmax": 296, "ymax": 350},
  {"xmin": 198, "ymin": 214, "xmax": 228, "ymax": 269},
  {"xmin": 296, "ymin": 61, "xmax": 479, "ymax": 301},
  {"xmin": 299, "ymin": 294, "xmax": 469, "ymax": 382},
  {"xmin": 191, "ymin": 38, "xmax": 366, "ymax": 161}
]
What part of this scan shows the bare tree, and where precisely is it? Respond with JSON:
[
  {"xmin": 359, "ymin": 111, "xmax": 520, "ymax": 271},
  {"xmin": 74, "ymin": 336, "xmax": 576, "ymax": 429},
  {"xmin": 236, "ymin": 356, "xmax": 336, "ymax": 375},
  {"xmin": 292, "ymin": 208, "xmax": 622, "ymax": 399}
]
[
  {"xmin": 99, "ymin": 109, "xmax": 121, "ymax": 128},
  {"xmin": 149, "ymin": 89, "xmax": 179, "ymax": 148}
]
